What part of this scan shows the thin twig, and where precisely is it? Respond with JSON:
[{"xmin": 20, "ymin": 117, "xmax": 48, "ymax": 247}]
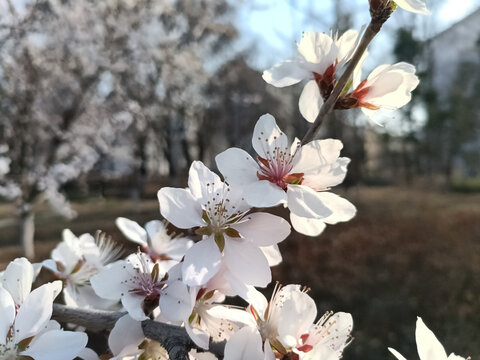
[
  {"xmin": 52, "ymin": 304, "xmax": 226, "ymax": 359},
  {"xmin": 301, "ymin": 21, "xmax": 379, "ymax": 145}
]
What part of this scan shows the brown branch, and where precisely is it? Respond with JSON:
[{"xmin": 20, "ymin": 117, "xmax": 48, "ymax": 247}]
[
  {"xmin": 52, "ymin": 304, "xmax": 126, "ymax": 332},
  {"xmin": 301, "ymin": 21, "xmax": 380, "ymax": 145},
  {"xmin": 52, "ymin": 304, "xmax": 225, "ymax": 360}
]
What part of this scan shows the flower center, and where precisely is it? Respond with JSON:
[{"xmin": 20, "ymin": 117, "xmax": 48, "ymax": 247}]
[
  {"xmin": 0, "ymin": 337, "xmax": 20, "ymax": 360},
  {"xmin": 313, "ymin": 62, "xmax": 337, "ymax": 100},
  {"xmin": 195, "ymin": 183, "xmax": 248, "ymax": 251},
  {"xmin": 335, "ymin": 79, "xmax": 380, "ymax": 110},
  {"xmin": 128, "ymin": 255, "xmax": 165, "ymax": 301},
  {"xmin": 256, "ymin": 153, "xmax": 304, "ymax": 190}
]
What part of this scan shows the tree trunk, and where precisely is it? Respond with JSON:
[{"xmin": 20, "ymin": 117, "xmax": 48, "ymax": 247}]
[{"xmin": 20, "ymin": 204, "xmax": 35, "ymax": 259}]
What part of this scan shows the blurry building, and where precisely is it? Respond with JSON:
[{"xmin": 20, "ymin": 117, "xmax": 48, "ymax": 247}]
[
  {"xmin": 423, "ymin": 7, "xmax": 480, "ymax": 180},
  {"xmin": 426, "ymin": 7, "xmax": 480, "ymax": 102}
]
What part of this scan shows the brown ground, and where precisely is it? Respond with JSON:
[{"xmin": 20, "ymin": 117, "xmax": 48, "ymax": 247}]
[{"xmin": 1, "ymin": 186, "xmax": 479, "ymax": 360}]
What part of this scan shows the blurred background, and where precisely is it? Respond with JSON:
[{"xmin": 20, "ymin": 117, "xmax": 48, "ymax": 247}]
[{"xmin": 0, "ymin": 0, "xmax": 479, "ymax": 359}]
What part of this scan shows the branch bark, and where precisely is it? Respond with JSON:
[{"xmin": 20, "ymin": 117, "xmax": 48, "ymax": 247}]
[
  {"xmin": 301, "ymin": 21, "xmax": 379, "ymax": 145},
  {"xmin": 52, "ymin": 304, "xmax": 226, "ymax": 359}
]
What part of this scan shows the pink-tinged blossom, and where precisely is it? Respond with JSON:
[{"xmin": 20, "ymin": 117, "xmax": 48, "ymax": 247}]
[
  {"xmin": 42, "ymin": 229, "xmax": 122, "ymax": 309},
  {"xmin": 223, "ymin": 284, "xmax": 353, "ymax": 360},
  {"xmin": 116, "ymin": 217, "xmax": 193, "ymax": 272},
  {"xmin": 90, "ymin": 252, "xmax": 191, "ymax": 322},
  {"xmin": 288, "ymin": 311, "xmax": 353, "ymax": 360},
  {"xmin": 388, "ymin": 317, "xmax": 468, "ymax": 360},
  {"xmin": 263, "ymin": 30, "xmax": 361, "ymax": 123},
  {"xmin": 157, "ymin": 161, "xmax": 291, "ymax": 287},
  {"xmin": 216, "ymin": 114, "xmax": 356, "ymax": 236},
  {"xmin": 337, "ymin": 62, "xmax": 419, "ymax": 123},
  {"xmin": 0, "ymin": 258, "xmax": 88, "ymax": 360}
]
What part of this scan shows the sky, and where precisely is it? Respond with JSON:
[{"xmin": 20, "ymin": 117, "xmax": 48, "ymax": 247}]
[
  {"xmin": 235, "ymin": 0, "xmax": 480, "ymax": 70},
  {"xmin": 234, "ymin": 0, "xmax": 480, "ymax": 133},
  {"xmin": 6, "ymin": 0, "xmax": 480, "ymax": 134}
]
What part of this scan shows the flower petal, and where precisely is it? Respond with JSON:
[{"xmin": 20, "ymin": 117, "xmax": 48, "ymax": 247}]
[
  {"xmin": 252, "ymin": 114, "xmax": 289, "ymax": 159},
  {"xmin": 315, "ymin": 312, "xmax": 353, "ymax": 353},
  {"xmin": 185, "ymin": 321, "xmax": 210, "ymax": 350},
  {"xmin": 160, "ymin": 280, "xmax": 192, "ymax": 322},
  {"xmin": 108, "ymin": 314, "xmax": 144, "ymax": 357},
  {"xmin": 215, "ymin": 147, "xmax": 259, "ymax": 186},
  {"xmin": 232, "ymin": 212, "xmax": 290, "ymax": 246},
  {"xmin": 158, "ymin": 187, "xmax": 204, "ymax": 229},
  {"xmin": 292, "ymin": 138, "xmax": 344, "ymax": 175},
  {"xmin": 262, "ymin": 60, "xmax": 310, "ymax": 87},
  {"xmin": 1, "ymin": 257, "xmax": 34, "ymax": 306},
  {"xmin": 278, "ymin": 290, "xmax": 317, "ymax": 348},
  {"xmin": 223, "ymin": 239, "xmax": 271, "ymax": 287},
  {"xmin": 299, "ymin": 80, "xmax": 323, "ymax": 123},
  {"xmin": 415, "ymin": 317, "xmax": 448, "ymax": 360},
  {"xmin": 14, "ymin": 281, "xmax": 59, "ymax": 343},
  {"xmin": 394, "ymin": 0, "xmax": 430, "ymax": 14},
  {"xmin": 182, "ymin": 238, "xmax": 222, "ymax": 286},
  {"xmin": 297, "ymin": 31, "xmax": 335, "ymax": 68},
  {"xmin": 224, "ymin": 326, "xmax": 264, "ymax": 360},
  {"xmin": 223, "ymin": 270, "xmax": 268, "ymax": 313},
  {"xmin": 0, "ymin": 286, "xmax": 15, "ymax": 345},
  {"xmin": 260, "ymin": 244, "xmax": 283, "ymax": 266},
  {"xmin": 115, "ymin": 217, "xmax": 147, "ymax": 246},
  {"xmin": 21, "ymin": 330, "xmax": 88, "ymax": 360},
  {"xmin": 243, "ymin": 180, "xmax": 288, "ymax": 208},
  {"xmin": 188, "ymin": 161, "xmax": 223, "ymax": 201},
  {"xmin": 335, "ymin": 29, "xmax": 360, "ymax": 67},
  {"xmin": 165, "ymin": 237, "xmax": 194, "ymax": 261},
  {"xmin": 290, "ymin": 213, "xmax": 326, "ymax": 237},
  {"xmin": 90, "ymin": 260, "xmax": 131, "ymax": 301},
  {"xmin": 314, "ymin": 192, "xmax": 356, "ymax": 224},
  {"xmin": 287, "ymin": 185, "xmax": 332, "ymax": 219},
  {"xmin": 388, "ymin": 347, "xmax": 408, "ymax": 360},
  {"xmin": 121, "ymin": 292, "xmax": 148, "ymax": 321},
  {"xmin": 78, "ymin": 348, "xmax": 100, "ymax": 360}
]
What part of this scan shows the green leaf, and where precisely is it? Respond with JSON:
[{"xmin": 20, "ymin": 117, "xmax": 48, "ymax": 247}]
[
  {"xmin": 151, "ymin": 263, "xmax": 160, "ymax": 282},
  {"xmin": 214, "ymin": 232, "xmax": 225, "ymax": 252},
  {"xmin": 224, "ymin": 227, "xmax": 241, "ymax": 238}
]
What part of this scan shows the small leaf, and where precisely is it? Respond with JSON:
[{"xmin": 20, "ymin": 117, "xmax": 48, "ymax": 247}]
[
  {"xmin": 341, "ymin": 78, "xmax": 353, "ymax": 95},
  {"xmin": 71, "ymin": 260, "xmax": 84, "ymax": 274},
  {"xmin": 151, "ymin": 263, "xmax": 160, "ymax": 282},
  {"xmin": 202, "ymin": 210, "xmax": 210, "ymax": 223},
  {"xmin": 203, "ymin": 290, "xmax": 215, "ymax": 301},
  {"xmin": 138, "ymin": 340, "xmax": 149, "ymax": 350},
  {"xmin": 195, "ymin": 226, "xmax": 212, "ymax": 236},
  {"xmin": 214, "ymin": 232, "xmax": 225, "ymax": 252},
  {"xmin": 224, "ymin": 227, "xmax": 241, "ymax": 238}
]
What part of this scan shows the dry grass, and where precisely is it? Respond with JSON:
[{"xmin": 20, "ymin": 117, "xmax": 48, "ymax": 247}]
[{"xmin": 0, "ymin": 186, "xmax": 479, "ymax": 359}]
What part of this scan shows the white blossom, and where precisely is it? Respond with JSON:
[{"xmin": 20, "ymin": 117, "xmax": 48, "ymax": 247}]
[
  {"xmin": 388, "ymin": 317, "xmax": 468, "ymax": 360},
  {"xmin": 216, "ymin": 114, "xmax": 356, "ymax": 236},
  {"xmin": 91, "ymin": 252, "xmax": 191, "ymax": 322},
  {"xmin": 158, "ymin": 161, "xmax": 291, "ymax": 287},
  {"xmin": 0, "ymin": 258, "xmax": 87, "ymax": 360},
  {"xmin": 339, "ymin": 62, "xmax": 420, "ymax": 123},
  {"xmin": 116, "ymin": 217, "xmax": 193, "ymax": 272},
  {"xmin": 42, "ymin": 229, "xmax": 122, "ymax": 309},
  {"xmin": 263, "ymin": 30, "xmax": 361, "ymax": 123}
]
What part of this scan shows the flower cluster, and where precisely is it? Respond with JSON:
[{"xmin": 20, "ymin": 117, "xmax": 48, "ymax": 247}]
[{"xmin": 1, "ymin": 1, "xmax": 471, "ymax": 360}]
